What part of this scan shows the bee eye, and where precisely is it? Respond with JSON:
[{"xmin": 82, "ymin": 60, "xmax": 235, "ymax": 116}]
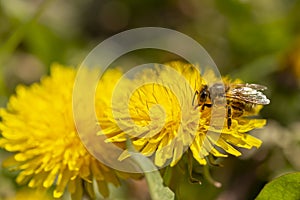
[{"xmin": 199, "ymin": 90, "xmax": 208, "ymax": 101}]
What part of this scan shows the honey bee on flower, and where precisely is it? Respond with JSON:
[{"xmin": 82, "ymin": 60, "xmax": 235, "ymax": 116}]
[{"xmin": 193, "ymin": 82, "xmax": 270, "ymax": 128}]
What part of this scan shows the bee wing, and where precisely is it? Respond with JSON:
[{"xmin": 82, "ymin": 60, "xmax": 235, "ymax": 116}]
[
  {"xmin": 227, "ymin": 84, "xmax": 270, "ymax": 105},
  {"xmin": 233, "ymin": 83, "xmax": 268, "ymax": 91}
]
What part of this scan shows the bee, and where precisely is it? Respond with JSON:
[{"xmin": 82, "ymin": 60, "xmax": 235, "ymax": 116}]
[{"xmin": 193, "ymin": 83, "xmax": 270, "ymax": 128}]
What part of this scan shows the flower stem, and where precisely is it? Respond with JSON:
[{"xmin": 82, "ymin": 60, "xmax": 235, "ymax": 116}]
[{"xmin": 203, "ymin": 164, "xmax": 222, "ymax": 188}]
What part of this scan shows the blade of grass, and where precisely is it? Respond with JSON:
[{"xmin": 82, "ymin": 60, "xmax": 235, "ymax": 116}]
[
  {"xmin": 0, "ymin": 0, "xmax": 57, "ymax": 64},
  {"xmin": 0, "ymin": 0, "xmax": 56, "ymax": 97}
]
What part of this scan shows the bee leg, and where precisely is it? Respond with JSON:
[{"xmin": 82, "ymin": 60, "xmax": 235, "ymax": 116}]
[
  {"xmin": 232, "ymin": 105, "xmax": 243, "ymax": 117},
  {"xmin": 227, "ymin": 106, "xmax": 232, "ymax": 129}
]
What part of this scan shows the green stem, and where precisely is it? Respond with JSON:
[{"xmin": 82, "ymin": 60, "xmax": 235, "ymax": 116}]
[
  {"xmin": 203, "ymin": 164, "xmax": 222, "ymax": 188},
  {"xmin": 162, "ymin": 166, "xmax": 173, "ymax": 187}
]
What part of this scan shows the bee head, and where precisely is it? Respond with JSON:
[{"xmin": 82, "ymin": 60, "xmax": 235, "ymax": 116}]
[{"xmin": 199, "ymin": 85, "xmax": 209, "ymax": 102}]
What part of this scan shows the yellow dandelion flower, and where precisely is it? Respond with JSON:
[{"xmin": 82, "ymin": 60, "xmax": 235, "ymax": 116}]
[
  {"xmin": 0, "ymin": 64, "xmax": 132, "ymax": 199},
  {"xmin": 98, "ymin": 61, "xmax": 269, "ymax": 167}
]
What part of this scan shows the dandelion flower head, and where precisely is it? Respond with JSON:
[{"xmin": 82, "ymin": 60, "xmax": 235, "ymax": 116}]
[
  {"xmin": 0, "ymin": 64, "xmax": 132, "ymax": 199},
  {"xmin": 98, "ymin": 61, "xmax": 268, "ymax": 167}
]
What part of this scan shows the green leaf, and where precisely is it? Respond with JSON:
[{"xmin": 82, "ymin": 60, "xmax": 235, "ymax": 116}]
[{"xmin": 256, "ymin": 172, "xmax": 300, "ymax": 200}]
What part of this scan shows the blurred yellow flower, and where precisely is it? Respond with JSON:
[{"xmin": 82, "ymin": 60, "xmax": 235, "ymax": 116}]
[
  {"xmin": 0, "ymin": 64, "xmax": 131, "ymax": 199},
  {"xmin": 98, "ymin": 61, "xmax": 268, "ymax": 167},
  {"xmin": 7, "ymin": 188, "xmax": 53, "ymax": 200}
]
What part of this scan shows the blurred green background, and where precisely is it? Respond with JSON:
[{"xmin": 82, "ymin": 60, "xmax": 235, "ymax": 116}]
[{"xmin": 1, "ymin": 0, "xmax": 300, "ymax": 199}]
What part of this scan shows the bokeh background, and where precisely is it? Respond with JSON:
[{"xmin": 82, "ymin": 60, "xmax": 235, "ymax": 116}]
[{"xmin": 1, "ymin": 0, "xmax": 300, "ymax": 199}]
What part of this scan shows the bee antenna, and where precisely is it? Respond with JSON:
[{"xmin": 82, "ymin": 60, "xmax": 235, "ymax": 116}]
[{"xmin": 192, "ymin": 90, "xmax": 199, "ymax": 106}]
